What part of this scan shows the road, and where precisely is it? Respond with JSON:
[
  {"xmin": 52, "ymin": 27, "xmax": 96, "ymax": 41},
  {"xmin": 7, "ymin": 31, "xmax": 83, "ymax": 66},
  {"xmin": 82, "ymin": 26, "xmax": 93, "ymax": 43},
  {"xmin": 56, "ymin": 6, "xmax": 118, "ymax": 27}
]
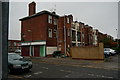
[{"xmin": 8, "ymin": 62, "xmax": 118, "ymax": 79}]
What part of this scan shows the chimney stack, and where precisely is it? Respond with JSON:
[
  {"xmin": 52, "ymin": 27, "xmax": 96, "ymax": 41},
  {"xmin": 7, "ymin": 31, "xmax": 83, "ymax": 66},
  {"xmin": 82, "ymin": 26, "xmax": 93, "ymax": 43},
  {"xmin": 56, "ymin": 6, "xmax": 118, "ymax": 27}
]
[{"xmin": 29, "ymin": 2, "xmax": 36, "ymax": 16}]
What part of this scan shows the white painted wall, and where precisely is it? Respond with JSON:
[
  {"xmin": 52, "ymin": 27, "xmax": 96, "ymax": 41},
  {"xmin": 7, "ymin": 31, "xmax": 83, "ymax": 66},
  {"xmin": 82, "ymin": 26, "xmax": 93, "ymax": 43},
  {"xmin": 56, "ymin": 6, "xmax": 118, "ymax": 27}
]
[{"xmin": 46, "ymin": 47, "xmax": 57, "ymax": 55}]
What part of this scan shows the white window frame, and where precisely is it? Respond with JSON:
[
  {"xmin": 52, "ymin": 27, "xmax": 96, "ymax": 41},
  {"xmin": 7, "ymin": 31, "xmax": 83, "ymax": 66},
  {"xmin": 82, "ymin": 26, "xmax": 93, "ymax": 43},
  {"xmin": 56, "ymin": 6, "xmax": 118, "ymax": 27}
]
[
  {"xmin": 14, "ymin": 42, "xmax": 16, "ymax": 46},
  {"xmin": 48, "ymin": 15, "xmax": 52, "ymax": 24},
  {"xmin": 48, "ymin": 28, "xmax": 52, "ymax": 38},
  {"xmin": 54, "ymin": 18, "xmax": 57, "ymax": 25},
  {"xmin": 67, "ymin": 17, "xmax": 70, "ymax": 23}
]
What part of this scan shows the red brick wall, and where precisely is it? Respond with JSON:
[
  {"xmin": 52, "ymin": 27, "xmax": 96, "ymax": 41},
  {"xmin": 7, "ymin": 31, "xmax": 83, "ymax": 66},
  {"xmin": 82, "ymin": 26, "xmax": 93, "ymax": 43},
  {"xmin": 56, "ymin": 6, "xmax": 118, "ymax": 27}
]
[
  {"xmin": 21, "ymin": 14, "xmax": 47, "ymax": 42},
  {"xmin": 46, "ymin": 15, "xmax": 58, "ymax": 46},
  {"xmin": 21, "ymin": 14, "xmax": 59, "ymax": 47},
  {"xmin": 58, "ymin": 15, "xmax": 73, "ymax": 53}
]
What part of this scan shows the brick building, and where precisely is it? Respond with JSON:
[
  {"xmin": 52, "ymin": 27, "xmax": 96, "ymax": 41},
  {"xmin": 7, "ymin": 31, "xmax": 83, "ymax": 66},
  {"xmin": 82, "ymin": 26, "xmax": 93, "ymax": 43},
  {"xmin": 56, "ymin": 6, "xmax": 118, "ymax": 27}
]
[
  {"xmin": 71, "ymin": 21, "xmax": 81, "ymax": 47},
  {"xmin": 20, "ymin": 2, "xmax": 59, "ymax": 57},
  {"xmin": 84, "ymin": 25, "xmax": 93, "ymax": 46},
  {"xmin": 20, "ymin": 2, "xmax": 115, "ymax": 57},
  {"xmin": 58, "ymin": 15, "xmax": 73, "ymax": 54},
  {"xmin": 8, "ymin": 40, "xmax": 21, "ymax": 53}
]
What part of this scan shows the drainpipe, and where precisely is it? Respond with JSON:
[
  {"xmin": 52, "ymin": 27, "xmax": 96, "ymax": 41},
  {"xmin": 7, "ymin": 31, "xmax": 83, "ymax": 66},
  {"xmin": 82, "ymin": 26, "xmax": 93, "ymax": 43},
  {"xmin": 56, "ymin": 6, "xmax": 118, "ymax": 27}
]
[
  {"xmin": 57, "ymin": 18, "xmax": 59, "ymax": 51},
  {"xmin": 64, "ymin": 15, "xmax": 66, "ymax": 54}
]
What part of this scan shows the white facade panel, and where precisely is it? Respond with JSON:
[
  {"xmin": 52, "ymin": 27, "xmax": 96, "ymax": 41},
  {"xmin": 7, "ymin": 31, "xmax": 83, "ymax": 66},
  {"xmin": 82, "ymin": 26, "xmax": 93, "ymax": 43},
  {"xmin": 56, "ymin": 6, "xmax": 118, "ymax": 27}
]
[
  {"xmin": 46, "ymin": 47, "xmax": 57, "ymax": 55},
  {"xmin": 21, "ymin": 41, "xmax": 46, "ymax": 46}
]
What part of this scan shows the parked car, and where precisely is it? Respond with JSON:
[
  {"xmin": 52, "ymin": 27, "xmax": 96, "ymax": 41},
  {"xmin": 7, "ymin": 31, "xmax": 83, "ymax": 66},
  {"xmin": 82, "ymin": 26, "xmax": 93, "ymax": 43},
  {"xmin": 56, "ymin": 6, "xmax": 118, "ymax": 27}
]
[
  {"xmin": 8, "ymin": 53, "xmax": 32, "ymax": 73},
  {"xmin": 104, "ymin": 48, "xmax": 116, "ymax": 56},
  {"xmin": 52, "ymin": 51, "xmax": 65, "ymax": 58},
  {"xmin": 15, "ymin": 49, "xmax": 21, "ymax": 53}
]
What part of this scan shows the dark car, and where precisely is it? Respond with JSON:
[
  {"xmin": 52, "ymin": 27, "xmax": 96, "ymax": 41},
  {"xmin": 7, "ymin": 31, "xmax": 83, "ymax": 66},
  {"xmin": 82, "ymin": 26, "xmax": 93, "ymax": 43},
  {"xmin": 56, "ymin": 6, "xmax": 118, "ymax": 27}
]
[
  {"xmin": 52, "ymin": 51, "xmax": 65, "ymax": 58},
  {"xmin": 8, "ymin": 53, "xmax": 32, "ymax": 73}
]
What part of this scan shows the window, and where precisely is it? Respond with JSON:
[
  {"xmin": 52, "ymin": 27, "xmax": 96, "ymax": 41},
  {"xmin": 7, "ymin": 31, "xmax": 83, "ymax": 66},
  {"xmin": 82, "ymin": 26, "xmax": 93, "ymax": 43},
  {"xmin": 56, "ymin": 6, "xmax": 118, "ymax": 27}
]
[
  {"xmin": 72, "ymin": 30, "xmax": 76, "ymax": 41},
  {"xmin": 48, "ymin": 15, "xmax": 52, "ymax": 24},
  {"xmin": 77, "ymin": 32, "xmax": 81, "ymax": 41},
  {"xmin": 54, "ymin": 18, "xmax": 57, "ymax": 25},
  {"xmin": 82, "ymin": 33, "xmax": 84, "ymax": 39},
  {"xmin": 68, "ymin": 29, "xmax": 70, "ymax": 36},
  {"xmin": 67, "ymin": 17, "xmax": 70, "ymax": 23},
  {"xmin": 8, "ymin": 42, "xmax": 10, "ymax": 46},
  {"xmin": 14, "ymin": 42, "xmax": 16, "ymax": 46},
  {"xmin": 48, "ymin": 28, "xmax": 52, "ymax": 38},
  {"xmin": 53, "ymin": 28, "xmax": 57, "ymax": 38}
]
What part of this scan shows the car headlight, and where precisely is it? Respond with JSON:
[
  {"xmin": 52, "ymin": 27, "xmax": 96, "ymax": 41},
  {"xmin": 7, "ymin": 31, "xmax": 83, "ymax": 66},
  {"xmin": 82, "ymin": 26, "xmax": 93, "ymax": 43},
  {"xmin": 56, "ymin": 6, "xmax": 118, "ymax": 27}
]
[
  {"xmin": 13, "ymin": 64, "xmax": 21, "ymax": 68},
  {"xmin": 28, "ymin": 62, "xmax": 32, "ymax": 65}
]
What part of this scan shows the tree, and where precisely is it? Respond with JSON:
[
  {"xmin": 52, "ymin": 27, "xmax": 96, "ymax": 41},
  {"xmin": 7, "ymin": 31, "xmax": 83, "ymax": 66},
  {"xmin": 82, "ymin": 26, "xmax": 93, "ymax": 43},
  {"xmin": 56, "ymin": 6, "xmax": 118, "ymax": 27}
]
[{"xmin": 102, "ymin": 37, "xmax": 111, "ymax": 47}]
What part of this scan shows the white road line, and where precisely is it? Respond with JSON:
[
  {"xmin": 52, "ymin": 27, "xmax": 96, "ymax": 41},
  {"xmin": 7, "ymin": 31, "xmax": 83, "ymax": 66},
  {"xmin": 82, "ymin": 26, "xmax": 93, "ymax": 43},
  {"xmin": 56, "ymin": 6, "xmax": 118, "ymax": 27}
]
[
  {"xmin": 88, "ymin": 73, "xmax": 113, "ymax": 78},
  {"xmin": 88, "ymin": 74, "xmax": 94, "ymax": 76},
  {"xmin": 24, "ymin": 75, "xmax": 32, "ymax": 78},
  {"xmin": 60, "ymin": 69, "xmax": 72, "ymax": 72},
  {"xmin": 34, "ymin": 72, "xmax": 43, "ymax": 75},
  {"xmin": 105, "ymin": 76, "xmax": 113, "ymax": 78},
  {"xmin": 60, "ymin": 70, "xmax": 65, "ymax": 71},
  {"xmin": 42, "ymin": 67, "xmax": 48, "ymax": 69},
  {"xmin": 65, "ymin": 75, "xmax": 69, "ymax": 77}
]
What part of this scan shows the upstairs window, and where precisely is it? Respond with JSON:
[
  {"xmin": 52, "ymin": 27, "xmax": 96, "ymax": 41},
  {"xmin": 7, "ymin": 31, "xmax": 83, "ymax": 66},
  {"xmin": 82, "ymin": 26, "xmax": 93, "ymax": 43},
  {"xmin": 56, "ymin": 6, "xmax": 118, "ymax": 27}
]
[
  {"xmin": 54, "ymin": 18, "xmax": 57, "ymax": 25},
  {"xmin": 48, "ymin": 28, "xmax": 52, "ymax": 38},
  {"xmin": 67, "ymin": 17, "xmax": 70, "ymax": 23},
  {"xmin": 8, "ymin": 42, "xmax": 10, "ymax": 46},
  {"xmin": 14, "ymin": 42, "xmax": 16, "ymax": 46},
  {"xmin": 53, "ymin": 28, "xmax": 57, "ymax": 38},
  {"xmin": 68, "ymin": 28, "xmax": 70, "ymax": 36},
  {"xmin": 48, "ymin": 15, "xmax": 52, "ymax": 24}
]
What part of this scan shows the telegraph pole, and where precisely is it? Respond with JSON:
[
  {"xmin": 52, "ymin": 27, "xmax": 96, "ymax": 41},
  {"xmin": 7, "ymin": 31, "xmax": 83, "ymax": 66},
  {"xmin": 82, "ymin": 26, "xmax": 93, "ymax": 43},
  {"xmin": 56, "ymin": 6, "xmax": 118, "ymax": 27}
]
[{"xmin": 0, "ymin": 0, "xmax": 9, "ymax": 80}]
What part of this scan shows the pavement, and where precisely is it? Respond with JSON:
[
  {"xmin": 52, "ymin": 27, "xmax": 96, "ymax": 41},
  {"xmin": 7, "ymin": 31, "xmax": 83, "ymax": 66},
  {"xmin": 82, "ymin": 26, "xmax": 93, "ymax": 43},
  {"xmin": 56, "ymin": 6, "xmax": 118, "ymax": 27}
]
[{"xmin": 29, "ymin": 54, "xmax": 119, "ymax": 71}]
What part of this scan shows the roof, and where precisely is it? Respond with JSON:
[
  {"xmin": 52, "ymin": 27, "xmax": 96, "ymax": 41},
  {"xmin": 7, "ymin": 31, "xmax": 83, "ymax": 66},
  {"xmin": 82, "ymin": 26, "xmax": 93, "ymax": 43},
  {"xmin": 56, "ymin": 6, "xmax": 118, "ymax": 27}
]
[{"xmin": 19, "ymin": 10, "xmax": 59, "ymax": 21}]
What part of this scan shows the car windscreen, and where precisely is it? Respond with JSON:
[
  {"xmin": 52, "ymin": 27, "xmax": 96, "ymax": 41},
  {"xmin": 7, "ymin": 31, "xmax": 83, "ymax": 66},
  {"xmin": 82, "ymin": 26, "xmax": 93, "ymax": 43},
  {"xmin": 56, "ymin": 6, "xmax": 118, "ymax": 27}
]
[
  {"xmin": 104, "ymin": 48, "xmax": 110, "ymax": 51},
  {"xmin": 8, "ymin": 54, "xmax": 23, "ymax": 60}
]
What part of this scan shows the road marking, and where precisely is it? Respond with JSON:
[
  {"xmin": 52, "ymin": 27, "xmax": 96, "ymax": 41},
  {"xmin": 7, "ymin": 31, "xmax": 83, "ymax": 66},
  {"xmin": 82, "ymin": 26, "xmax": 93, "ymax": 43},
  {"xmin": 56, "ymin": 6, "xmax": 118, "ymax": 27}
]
[
  {"xmin": 42, "ymin": 67, "xmax": 48, "ymax": 69},
  {"xmin": 34, "ymin": 72, "xmax": 43, "ymax": 75},
  {"xmin": 65, "ymin": 75, "xmax": 69, "ymax": 77},
  {"xmin": 60, "ymin": 69, "xmax": 72, "ymax": 72},
  {"xmin": 88, "ymin": 73, "xmax": 113, "ymax": 78},
  {"xmin": 24, "ymin": 75, "xmax": 32, "ymax": 78},
  {"xmin": 60, "ymin": 69, "xmax": 65, "ymax": 71},
  {"xmin": 88, "ymin": 74, "xmax": 94, "ymax": 76}
]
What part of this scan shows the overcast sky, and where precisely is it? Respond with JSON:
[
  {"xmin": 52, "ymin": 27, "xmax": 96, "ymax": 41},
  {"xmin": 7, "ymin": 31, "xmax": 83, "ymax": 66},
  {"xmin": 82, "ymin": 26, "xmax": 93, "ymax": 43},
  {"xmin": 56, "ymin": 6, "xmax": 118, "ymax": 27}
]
[{"xmin": 9, "ymin": 1, "xmax": 118, "ymax": 40}]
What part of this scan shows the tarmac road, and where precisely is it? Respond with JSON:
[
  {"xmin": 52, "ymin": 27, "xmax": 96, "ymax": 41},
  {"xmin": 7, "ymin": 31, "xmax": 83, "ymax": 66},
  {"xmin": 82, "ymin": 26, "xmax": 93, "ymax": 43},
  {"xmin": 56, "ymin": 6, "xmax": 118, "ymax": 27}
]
[{"xmin": 8, "ymin": 61, "xmax": 118, "ymax": 79}]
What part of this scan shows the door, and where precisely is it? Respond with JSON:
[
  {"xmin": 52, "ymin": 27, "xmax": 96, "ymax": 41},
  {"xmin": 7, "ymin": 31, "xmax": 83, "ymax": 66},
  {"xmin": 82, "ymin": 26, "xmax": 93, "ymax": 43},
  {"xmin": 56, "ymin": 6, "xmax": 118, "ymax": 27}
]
[
  {"xmin": 40, "ymin": 46, "xmax": 45, "ymax": 57},
  {"xmin": 34, "ymin": 46, "xmax": 40, "ymax": 57}
]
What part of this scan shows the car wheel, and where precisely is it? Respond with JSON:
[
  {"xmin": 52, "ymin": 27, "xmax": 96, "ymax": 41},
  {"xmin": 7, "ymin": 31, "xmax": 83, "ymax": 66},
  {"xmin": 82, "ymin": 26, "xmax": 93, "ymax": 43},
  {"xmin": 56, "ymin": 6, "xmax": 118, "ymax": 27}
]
[
  {"xmin": 8, "ymin": 68, "xmax": 11, "ymax": 74},
  {"xmin": 26, "ymin": 69, "xmax": 30, "ymax": 72}
]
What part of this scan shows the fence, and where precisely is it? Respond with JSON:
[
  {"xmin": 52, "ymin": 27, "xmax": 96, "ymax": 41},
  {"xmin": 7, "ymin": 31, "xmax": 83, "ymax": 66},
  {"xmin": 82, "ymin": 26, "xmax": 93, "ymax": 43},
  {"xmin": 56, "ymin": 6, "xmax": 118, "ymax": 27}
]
[{"xmin": 70, "ymin": 43, "xmax": 104, "ymax": 60}]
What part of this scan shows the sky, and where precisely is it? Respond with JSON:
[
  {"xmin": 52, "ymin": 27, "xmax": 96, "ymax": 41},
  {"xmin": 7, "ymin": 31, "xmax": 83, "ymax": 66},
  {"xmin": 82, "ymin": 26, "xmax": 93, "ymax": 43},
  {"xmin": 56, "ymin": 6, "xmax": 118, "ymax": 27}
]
[{"xmin": 9, "ymin": 0, "xmax": 119, "ymax": 40}]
